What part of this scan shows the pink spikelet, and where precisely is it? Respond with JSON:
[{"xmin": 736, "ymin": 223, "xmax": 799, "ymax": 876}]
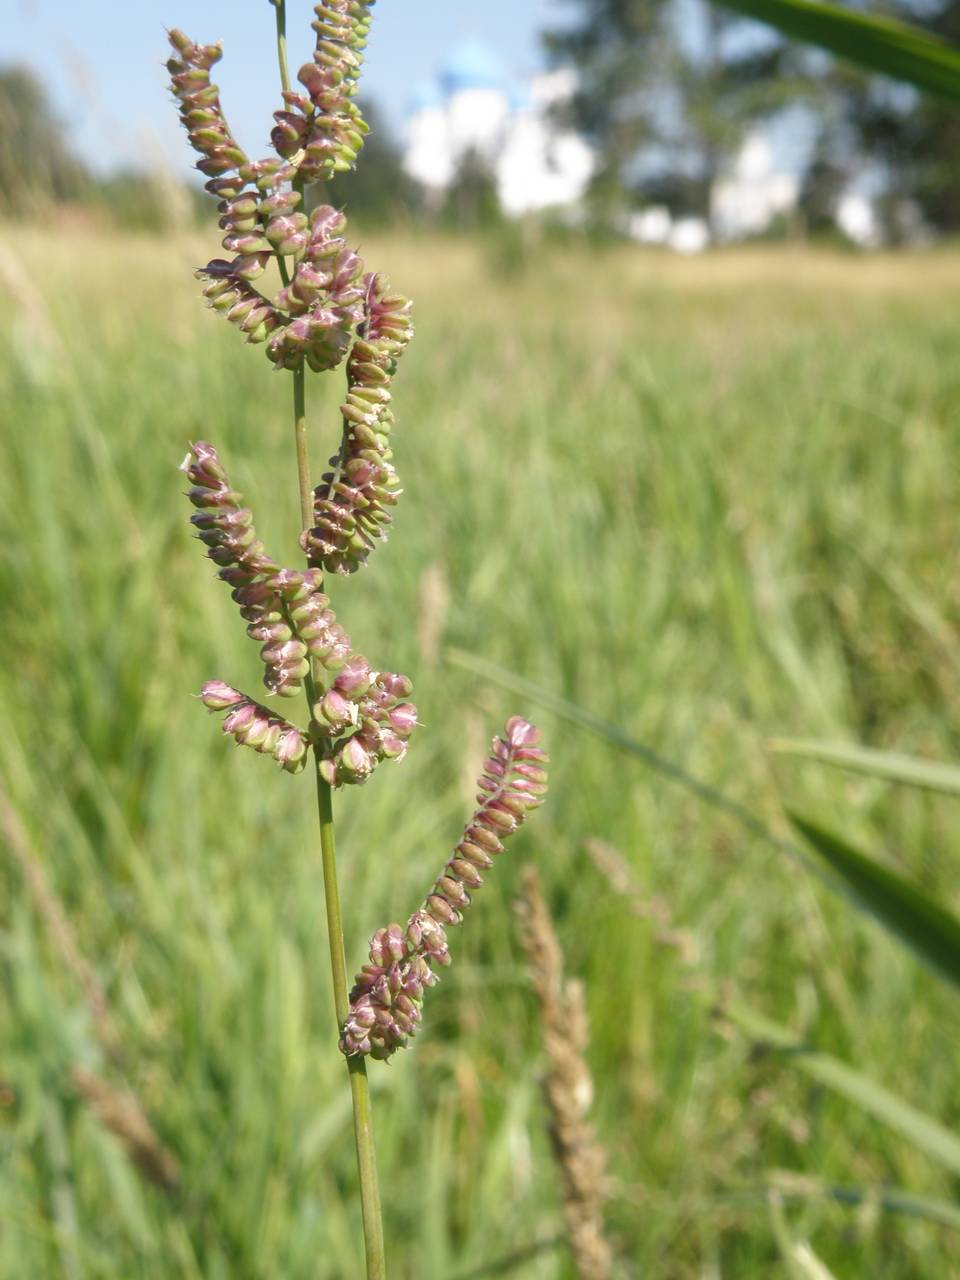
[{"xmin": 199, "ymin": 682, "xmax": 309, "ymax": 773}]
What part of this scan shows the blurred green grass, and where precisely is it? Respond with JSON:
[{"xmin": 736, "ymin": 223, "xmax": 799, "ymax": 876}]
[{"xmin": 2, "ymin": 228, "xmax": 960, "ymax": 1278}]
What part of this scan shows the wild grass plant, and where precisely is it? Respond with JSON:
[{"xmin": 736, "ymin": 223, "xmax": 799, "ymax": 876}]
[
  {"xmin": 158, "ymin": 5, "xmax": 547, "ymax": 1274},
  {"xmin": 2, "ymin": 124, "xmax": 960, "ymax": 1280}
]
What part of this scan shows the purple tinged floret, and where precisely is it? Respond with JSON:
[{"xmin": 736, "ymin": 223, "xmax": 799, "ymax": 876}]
[
  {"xmin": 274, "ymin": 2, "xmax": 375, "ymax": 183},
  {"xmin": 169, "ymin": 15, "xmax": 373, "ymax": 374},
  {"xmin": 200, "ymin": 682, "xmax": 308, "ymax": 773},
  {"xmin": 311, "ymin": 667, "xmax": 419, "ymax": 787},
  {"xmin": 170, "ymin": 7, "xmax": 549, "ymax": 1084}
]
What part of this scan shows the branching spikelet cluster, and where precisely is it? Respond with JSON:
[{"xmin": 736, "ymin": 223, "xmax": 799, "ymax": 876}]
[
  {"xmin": 169, "ymin": 4, "xmax": 419, "ymax": 576},
  {"xmin": 314, "ymin": 659, "xmax": 418, "ymax": 785},
  {"xmin": 182, "ymin": 441, "xmax": 416, "ymax": 787},
  {"xmin": 166, "ymin": 31, "xmax": 248, "ymax": 177},
  {"xmin": 183, "ymin": 441, "xmax": 309, "ymax": 696},
  {"xmin": 168, "ymin": 6, "xmax": 378, "ymax": 375},
  {"xmin": 195, "ymin": 196, "xmax": 367, "ymax": 372},
  {"xmin": 268, "ymin": 206, "xmax": 366, "ymax": 372},
  {"xmin": 273, "ymin": 2, "xmax": 375, "ymax": 182},
  {"xmin": 303, "ymin": 273, "xmax": 414, "ymax": 574},
  {"xmin": 339, "ymin": 718, "xmax": 550, "ymax": 1060},
  {"xmin": 205, "ymin": 158, "xmax": 302, "ymax": 284}
]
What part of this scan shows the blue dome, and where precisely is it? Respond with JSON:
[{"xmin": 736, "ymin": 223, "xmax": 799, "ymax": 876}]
[
  {"xmin": 509, "ymin": 85, "xmax": 533, "ymax": 112},
  {"xmin": 409, "ymin": 80, "xmax": 444, "ymax": 112},
  {"xmin": 439, "ymin": 39, "xmax": 505, "ymax": 93}
]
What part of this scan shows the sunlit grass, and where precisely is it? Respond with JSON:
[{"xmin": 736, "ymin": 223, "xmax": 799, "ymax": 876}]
[{"xmin": 2, "ymin": 226, "xmax": 960, "ymax": 1278}]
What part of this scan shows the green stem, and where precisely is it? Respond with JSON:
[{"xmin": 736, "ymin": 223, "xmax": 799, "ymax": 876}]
[
  {"xmin": 293, "ymin": 367, "xmax": 312, "ymax": 532},
  {"xmin": 290, "ymin": 367, "xmax": 387, "ymax": 1280},
  {"xmin": 274, "ymin": 0, "xmax": 291, "ymax": 95},
  {"xmin": 272, "ymin": 2, "xmax": 292, "ymax": 288},
  {"xmin": 275, "ymin": 2, "xmax": 385, "ymax": 1265},
  {"xmin": 315, "ymin": 774, "xmax": 387, "ymax": 1280}
]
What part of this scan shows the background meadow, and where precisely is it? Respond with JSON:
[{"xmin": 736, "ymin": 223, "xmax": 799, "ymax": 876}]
[{"xmin": 2, "ymin": 228, "xmax": 960, "ymax": 1277}]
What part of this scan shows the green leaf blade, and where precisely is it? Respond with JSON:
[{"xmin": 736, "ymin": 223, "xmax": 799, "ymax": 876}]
[
  {"xmin": 712, "ymin": 0, "xmax": 960, "ymax": 102},
  {"xmin": 788, "ymin": 812, "xmax": 960, "ymax": 992},
  {"xmin": 725, "ymin": 1003, "xmax": 960, "ymax": 1175},
  {"xmin": 771, "ymin": 739, "xmax": 960, "ymax": 797}
]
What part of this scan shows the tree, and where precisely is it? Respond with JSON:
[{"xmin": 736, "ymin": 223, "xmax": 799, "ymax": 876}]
[
  {"xmin": 708, "ymin": 0, "xmax": 960, "ymax": 237},
  {"xmin": 544, "ymin": 0, "xmax": 805, "ymax": 228},
  {"xmin": 0, "ymin": 66, "xmax": 90, "ymax": 215},
  {"xmin": 850, "ymin": 0, "xmax": 960, "ymax": 235},
  {"xmin": 328, "ymin": 99, "xmax": 416, "ymax": 225},
  {"xmin": 438, "ymin": 148, "xmax": 503, "ymax": 231}
]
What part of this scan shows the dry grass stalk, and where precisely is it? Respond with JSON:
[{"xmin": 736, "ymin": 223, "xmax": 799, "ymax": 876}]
[
  {"xmin": 0, "ymin": 783, "xmax": 122, "ymax": 1064},
  {"xmin": 586, "ymin": 836, "xmax": 698, "ymax": 965},
  {"xmin": 71, "ymin": 1067, "xmax": 180, "ymax": 1193},
  {"xmin": 517, "ymin": 867, "xmax": 613, "ymax": 1280},
  {"xmin": 417, "ymin": 560, "xmax": 450, "ymax": 666},
  {"xmin": 1, "ymin": 784, "xmax": 180, "ymax": 1193}
]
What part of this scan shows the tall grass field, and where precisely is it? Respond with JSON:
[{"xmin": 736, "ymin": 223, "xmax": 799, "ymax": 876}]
[{"xmin": 2, "ymin": 228, "xmax": 960, "ymax": 1278}]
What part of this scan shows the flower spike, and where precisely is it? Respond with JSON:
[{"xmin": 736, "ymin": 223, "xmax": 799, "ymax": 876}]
[
  {"xmin": 270, "ymin": 2, "xmax": 376, "ymax": 183},
  {"xmin": 182, "ymin": 441, "xmax": 417, "ymax": 783},
  {"xmin": 167, "ymin": 31, "xmax": 248, "ymax": 178},
  {"xmin": 168, "ymin": 6, "xmax": 546, "ymax": 1273},
  {"xmin": 339, "ymin": 718, "xmax": 549, "ymax": 1060},
  {"xmin": 302, "ymin": 274, "xmax": 414, "ymax": 573}
]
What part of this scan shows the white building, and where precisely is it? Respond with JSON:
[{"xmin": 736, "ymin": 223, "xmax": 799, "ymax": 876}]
[
  {"xmin": 404, "ymin": 41, "xmax": 594, "ymax": 217},
  {"xmin": 406, "ymin": 48, "xmax": 885, "ymax": 249},
  {"xmin": 711, "ymin": 134, "xmax": 799, "ymax": 241},
  {"xmin": 624, "ymin": 133, "xmax": 800, "ymax": 252}
]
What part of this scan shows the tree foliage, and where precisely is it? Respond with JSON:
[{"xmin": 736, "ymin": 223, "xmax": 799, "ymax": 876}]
[
  {"xmin": 328, "ymin": 99, "xmax": 416, "ymax": 225},
  {"xmin": 544, "ymin": 0, "xmax": 805, "ymax": 224},
  {"xmin": 0, "ymin": 65, "xmax": 90, "ymax": 215},
  {"xmin": 852, "ymin": 0, "xmax": 960, "ymax": 234},
  {"xmin": 707, "ymin": 0, "xmax": 960, "ymax": 234}
]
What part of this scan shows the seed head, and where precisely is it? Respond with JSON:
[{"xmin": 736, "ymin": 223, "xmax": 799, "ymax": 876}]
[
  {"xmin": 303, "ymin": 274, "xmax": 414, "ymax": 574},
  {"xmin": 339, "ymin": 718, "xmax": 548, "ymax": 1060}
]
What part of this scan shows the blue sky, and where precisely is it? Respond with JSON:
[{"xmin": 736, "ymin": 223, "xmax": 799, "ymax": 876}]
[{"xmin": 2, "ymin": 0, "xmax": 555, "ymax": 175}]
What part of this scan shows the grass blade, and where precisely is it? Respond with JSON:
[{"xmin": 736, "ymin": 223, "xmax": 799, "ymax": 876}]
[
  {"xmin": 771, "ymin": 740, "xmax": 960, "ymax": 797},
  {"xmin": 765, "ymin": 1171, "xmax": 960, "ymax": 1233},
  {"xmin": 712, "ymin": 0, "xmax": 960, "ymax": 102},
  {"xmin": 788, "ymin": 812, "xmax": 960, "ymax": 991},
  {"xmin": 724, "ymin": 1002, "xmax": 960, "ymax": 1175},
  {"xmin": 446, "ymin": 647, "xmax": 793, "ymax": 854},
  {"xmin": 769, "ymin": 1191, "xmax": 839, "ymax": 1280}
]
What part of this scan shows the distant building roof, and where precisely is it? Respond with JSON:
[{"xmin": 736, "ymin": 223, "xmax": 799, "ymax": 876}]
[{"xmin": 439, "ymin": 39, "xmax": 505, "ymax": 93}]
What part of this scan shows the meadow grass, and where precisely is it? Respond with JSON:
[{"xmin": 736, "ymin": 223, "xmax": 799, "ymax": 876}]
[{"xmin": 2, "ymin": 227, "xmax": 960, "ymax": 1278}]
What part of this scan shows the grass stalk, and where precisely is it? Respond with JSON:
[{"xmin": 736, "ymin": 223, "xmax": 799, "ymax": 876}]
[
  {"xmin": 517, "ymin": 867, "xmax": 612, "ymax": 1280},
  {"xmin": 273, "ymin": 0, "xmax": 291, "ymax": 95},
  {"xmin": 291, "ymin": 364, "xmax": 387, "ymax": 1279},
  {"xmin": 275, "ymin": 0, "xmax": 385, "ymax": 1261}
]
